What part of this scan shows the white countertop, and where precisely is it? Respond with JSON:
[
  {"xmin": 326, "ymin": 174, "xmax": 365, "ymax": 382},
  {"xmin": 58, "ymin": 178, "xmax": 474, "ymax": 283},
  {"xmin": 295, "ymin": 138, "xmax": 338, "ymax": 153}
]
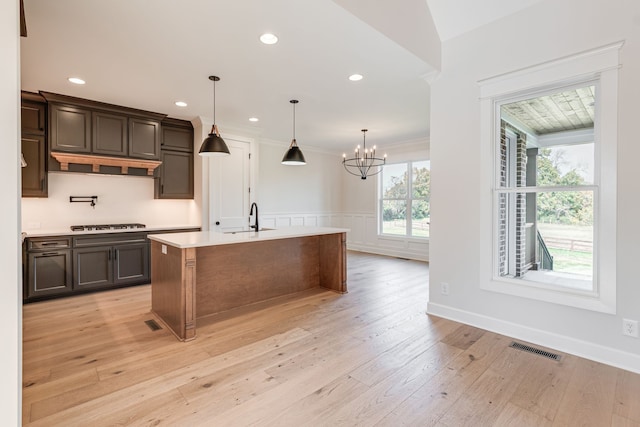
[
  {"xmin": 23, "ymin": 225, "xmax": 201, "ymax": 238},
  {"xmin": 147, "ymin": 226, "xmax": 349, "ymax": 249}
]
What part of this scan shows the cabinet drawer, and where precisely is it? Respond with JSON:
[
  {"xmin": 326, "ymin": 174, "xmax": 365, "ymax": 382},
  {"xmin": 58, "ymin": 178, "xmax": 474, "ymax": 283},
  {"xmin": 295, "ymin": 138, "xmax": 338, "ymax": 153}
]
[
  {"xmin": 28, "ymin": 237, "xmax": 71, "ymax": 250},
  {"xmin": 73, "ymin": 232, "xmax": 148, "ymax": 247}
]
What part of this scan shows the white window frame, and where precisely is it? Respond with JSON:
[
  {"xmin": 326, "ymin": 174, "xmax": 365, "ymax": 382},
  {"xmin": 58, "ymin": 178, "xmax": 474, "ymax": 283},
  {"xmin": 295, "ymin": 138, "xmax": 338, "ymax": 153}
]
[
  {"xmin": 378, "ymin": 160, "xmax": 429, "ymax": 239},
  {"xmin": 478, "ymin": 42, "xmax": 621, "ymax": 314}
]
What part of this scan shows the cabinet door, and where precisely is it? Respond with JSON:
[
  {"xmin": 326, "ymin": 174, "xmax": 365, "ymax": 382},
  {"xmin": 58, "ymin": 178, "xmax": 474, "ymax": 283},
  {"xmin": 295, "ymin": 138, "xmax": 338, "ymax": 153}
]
[
  {"xmin": 92, "ymin": 111, "xmax": 128, "ymax": 156},
  {"xmin": 161, "ymin": 125, "xmax": 193, "ymax": 152},
  {"xmin": 50, "ymin": 104, "xmax": 91, "ymax": 153},
  {"xmin": 27, "ymin": 250, "xmax": 72, "ymax": 298},
  {"xmin": 21, "ymin": 135, "xmax": 47, "ymax": 197},
  {"xmin": 129, "ymin": 118, "xmax": 160, "ymax": 160},
  {"xmin": 155, "ymin": 150, "xmax": 194, "ymax": 199},
  {"xmin": 74, "ymin": 246, "xmax": 113, "ymax": 289},
  {"xmin": 113, "ymin": 243, "xmax": 149, "ymax": 284},
  {"xmin": 21, "ymin": 100, "xmax": 46, "ymax": 135}
]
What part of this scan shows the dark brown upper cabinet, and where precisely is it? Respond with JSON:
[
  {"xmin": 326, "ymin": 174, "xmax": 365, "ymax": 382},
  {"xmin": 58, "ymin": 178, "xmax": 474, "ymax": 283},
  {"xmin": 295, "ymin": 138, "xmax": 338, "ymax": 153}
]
[
  {"xmin": 49, "ymin": 104, "xmax": 92, "ymax": 153},
  {"xmin": 155, "ymin": 118, "xmax": 194, "ymax": 199},
  {"xmin": 21, "ymin": 92, "xmax": 48, "ymax": 198},
  {"xmin": 21, "ymin": 99, "xmax": 46, "ymax": 135},
  {"xmin": 41, "ymin": 92, "xmax": 167, "ymax": 166},
  {"xmin": 92, "ymin": 111, "xmax": 128, "ymax": 157},
  {"xmin": 156, "ymin": 150, "xmax": 194, "ymax": 199},
  {"xmin": 129, "ymin": 118, "xmax": 161, "ymax": 160},
  {"xmin": 21, "ymin": 135, "xmax": 47, "ymax": 197},
  {"xmin": 161, "ymin": 123, "xmax": 193, "ymax": 152}
]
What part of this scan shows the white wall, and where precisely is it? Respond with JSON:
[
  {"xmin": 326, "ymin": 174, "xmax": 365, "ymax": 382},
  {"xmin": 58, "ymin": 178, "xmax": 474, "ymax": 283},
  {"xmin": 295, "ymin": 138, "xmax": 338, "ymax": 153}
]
[
  {"xmin": 342, "ymin": 140, "xmax": 430, "ymax": 261},
  {"xmin": 22, "ymin": 173, "xmax": 199, "ymax": 231},
  {"xmin": 1, "ymin": 0, "xmax": 21, "ymax": 422},
  {"xmin": 428, "ymin": 0, "xmax": 640, "ymax": 372},
  {"xmin": 257, "ymin": 142, "xmax": 343, "ymax": 228},
  {"xmin": 256, "ymin": 139, "xmax": 430, "ymax": 261}
]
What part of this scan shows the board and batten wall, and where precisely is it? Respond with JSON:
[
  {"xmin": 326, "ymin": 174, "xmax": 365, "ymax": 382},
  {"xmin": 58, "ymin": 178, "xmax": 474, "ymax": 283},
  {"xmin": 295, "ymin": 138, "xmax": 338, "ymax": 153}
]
[
  {"xmin": 258, "ymin": 139, "xmax": 429, "ymax": 262},
  {"xmin": 428, "ymin": 0, "xmax": 640, "ymax": 372}
]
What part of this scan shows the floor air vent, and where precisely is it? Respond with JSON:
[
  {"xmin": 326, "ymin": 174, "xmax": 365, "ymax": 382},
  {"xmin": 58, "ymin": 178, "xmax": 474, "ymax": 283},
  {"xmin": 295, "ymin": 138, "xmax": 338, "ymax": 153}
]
[
  {"xmin": 509, "ymin": 341, "xmax": 561, "ymax": 361},
  {"xmin": 145, "ymin": 319, "xmax": 162, "ymax": 331}
]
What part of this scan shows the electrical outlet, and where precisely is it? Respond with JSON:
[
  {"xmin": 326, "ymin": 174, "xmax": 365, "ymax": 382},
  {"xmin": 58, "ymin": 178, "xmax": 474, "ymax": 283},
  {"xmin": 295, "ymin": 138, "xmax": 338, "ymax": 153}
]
[
  {"xmin": 623, "ymin": 319, "xmax": 639, "ymax": 338},
  {"xmin": 441, "ymin": 282, "xmax": 450, "ymax": 296}
]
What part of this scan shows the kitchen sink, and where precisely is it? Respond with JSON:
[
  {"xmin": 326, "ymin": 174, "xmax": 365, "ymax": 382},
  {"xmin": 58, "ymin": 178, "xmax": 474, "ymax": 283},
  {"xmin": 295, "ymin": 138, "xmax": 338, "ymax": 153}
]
[{"xmin": 224, "ymin": 228, "xmax": 275, "ymax": 234}]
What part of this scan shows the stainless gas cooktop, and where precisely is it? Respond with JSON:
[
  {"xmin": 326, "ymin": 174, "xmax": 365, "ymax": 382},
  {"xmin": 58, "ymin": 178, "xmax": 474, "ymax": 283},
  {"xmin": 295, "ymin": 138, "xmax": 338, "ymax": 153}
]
[{"xmin": 70, "ymin": 223, "xmax": 146, "ymax": 232}]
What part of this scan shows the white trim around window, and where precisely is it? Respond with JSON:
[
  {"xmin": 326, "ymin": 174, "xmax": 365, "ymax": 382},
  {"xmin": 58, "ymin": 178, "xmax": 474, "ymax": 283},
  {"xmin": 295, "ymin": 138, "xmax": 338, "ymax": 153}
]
[{"xmin": 478, "ymin": 42, "xmax": 621, "ymax": 314}]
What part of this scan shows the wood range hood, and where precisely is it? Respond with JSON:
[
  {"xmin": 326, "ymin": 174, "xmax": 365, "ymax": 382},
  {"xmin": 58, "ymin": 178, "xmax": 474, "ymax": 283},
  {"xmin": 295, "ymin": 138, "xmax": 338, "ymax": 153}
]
[{"xmin": 50, "ymin": 152, "xmax": 161, "ymax": 176}]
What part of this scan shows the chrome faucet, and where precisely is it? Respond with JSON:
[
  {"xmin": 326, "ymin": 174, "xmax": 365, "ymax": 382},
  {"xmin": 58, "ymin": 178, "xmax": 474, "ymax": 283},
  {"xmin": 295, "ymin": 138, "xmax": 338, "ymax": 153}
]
[{"xmin": 249, "ymin": 202, "xmax": 259, "ymax": 231}]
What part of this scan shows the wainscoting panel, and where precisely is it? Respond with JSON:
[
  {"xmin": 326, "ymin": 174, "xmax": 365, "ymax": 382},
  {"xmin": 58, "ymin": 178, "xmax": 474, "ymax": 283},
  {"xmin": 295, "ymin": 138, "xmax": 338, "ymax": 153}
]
[{"xmin": 260, "ymin": 212, "xmax": 429, "ymax": 262}]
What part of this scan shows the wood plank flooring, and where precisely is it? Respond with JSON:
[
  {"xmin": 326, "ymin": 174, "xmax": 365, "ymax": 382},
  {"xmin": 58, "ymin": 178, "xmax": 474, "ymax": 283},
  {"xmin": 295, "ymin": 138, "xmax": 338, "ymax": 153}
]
[{"xmin": 22, "ymin": 251, "xmax": 640, "ymax": 426}]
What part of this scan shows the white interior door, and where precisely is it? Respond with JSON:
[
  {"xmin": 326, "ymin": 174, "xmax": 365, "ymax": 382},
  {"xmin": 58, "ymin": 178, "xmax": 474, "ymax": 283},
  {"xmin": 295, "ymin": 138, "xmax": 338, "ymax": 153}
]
[{"xmin": 209, "ymin": 139, "xmax": 251, "ymax": 232}]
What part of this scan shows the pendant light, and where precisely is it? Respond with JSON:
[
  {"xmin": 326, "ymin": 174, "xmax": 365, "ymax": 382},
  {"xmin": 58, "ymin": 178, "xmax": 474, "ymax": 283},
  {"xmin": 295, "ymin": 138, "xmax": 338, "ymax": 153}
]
[
  {"xmin": 281, "ymin": 100, "xmax": 306, "ymax": 165},
  {"xmin": 342, "ymin": 129, "xmax": 386, "ymax": 179},
  {"xmin": 199, "ymin": 75, "xmax": 230, "ymax": 156}
]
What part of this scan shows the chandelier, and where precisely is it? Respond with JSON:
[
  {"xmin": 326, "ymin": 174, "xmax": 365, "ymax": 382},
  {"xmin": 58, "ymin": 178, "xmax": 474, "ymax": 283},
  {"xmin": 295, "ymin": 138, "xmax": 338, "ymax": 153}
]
[{"xmin": 342, "ymin": 129, "xmax": 386, "ymax": 179}]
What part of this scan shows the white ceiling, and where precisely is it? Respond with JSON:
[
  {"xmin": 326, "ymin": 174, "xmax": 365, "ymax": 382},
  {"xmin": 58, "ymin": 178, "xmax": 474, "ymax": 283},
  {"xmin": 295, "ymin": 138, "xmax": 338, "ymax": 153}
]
[
  {"xmin": 20, "ymin": 0, "xmax": 541, "ymax": 153},
  {"xmin": 426, "ymin": 0, "xmax": 543, "ymax": 41}
]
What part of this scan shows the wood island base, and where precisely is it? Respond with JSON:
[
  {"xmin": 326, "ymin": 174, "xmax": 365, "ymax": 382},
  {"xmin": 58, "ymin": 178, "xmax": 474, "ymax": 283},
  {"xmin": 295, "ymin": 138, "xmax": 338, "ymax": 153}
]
[{"xmin": 150, "ymin": 232, "xmax": 347, "ymax": 341}]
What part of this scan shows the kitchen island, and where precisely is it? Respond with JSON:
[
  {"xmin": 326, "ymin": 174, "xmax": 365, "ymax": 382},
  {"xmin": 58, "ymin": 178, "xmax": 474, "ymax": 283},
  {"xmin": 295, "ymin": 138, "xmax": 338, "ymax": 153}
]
[{"xmin": 147, "ymin": 226, "xmax": 348, "ymax": 341}]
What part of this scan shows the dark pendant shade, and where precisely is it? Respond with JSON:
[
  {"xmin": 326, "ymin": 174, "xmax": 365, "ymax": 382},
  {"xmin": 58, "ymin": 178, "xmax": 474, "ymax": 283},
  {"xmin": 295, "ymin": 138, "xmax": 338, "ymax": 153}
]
[
  {"xmin": 281, "ymin": 140, "xmax": 306, "ymax": 165},
  {"xmin": 199, "ymin": 125, "xmax": 230, "ymax": 156},
  {"xmin": 281, "ymin": 99, "xmax": 306, "ymax": 165},
  {"xmin": 198, "ymin": 75, "xmax": 230, "ymax": 157}
]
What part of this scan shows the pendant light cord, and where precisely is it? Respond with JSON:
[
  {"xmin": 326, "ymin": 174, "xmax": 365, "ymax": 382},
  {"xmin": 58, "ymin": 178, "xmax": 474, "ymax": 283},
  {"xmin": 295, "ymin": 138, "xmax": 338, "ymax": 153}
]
[
  {"xmin": 292, "ymin": 101, "xmax": 296, "ymax": 140},
  {"xmin": 213, "ymin": 79, "xmax": 216, "ymax": 125}
]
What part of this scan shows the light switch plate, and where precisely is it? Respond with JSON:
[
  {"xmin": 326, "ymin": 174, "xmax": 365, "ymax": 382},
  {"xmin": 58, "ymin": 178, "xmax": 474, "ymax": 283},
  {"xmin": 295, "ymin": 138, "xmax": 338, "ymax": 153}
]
[{"xmin": 161, "ymin": 244, "xmax": 167, "ymax": 254}]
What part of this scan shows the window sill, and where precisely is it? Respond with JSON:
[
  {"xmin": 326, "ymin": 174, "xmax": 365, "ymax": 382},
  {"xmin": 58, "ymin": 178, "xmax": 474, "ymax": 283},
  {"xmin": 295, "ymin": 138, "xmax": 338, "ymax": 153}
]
[{"xmin": 482, "ymin": 276, "xmax": 615, "ymax": 314}]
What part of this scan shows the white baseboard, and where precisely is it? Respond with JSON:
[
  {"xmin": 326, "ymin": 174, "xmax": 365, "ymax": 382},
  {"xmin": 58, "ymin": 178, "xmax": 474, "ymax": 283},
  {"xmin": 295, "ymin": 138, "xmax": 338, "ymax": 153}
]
[
  {"xmin": 347, "ymin": 243, "xmax": 428, "ymax": 262},
  {"xmin": 427, "ymin": 302, "xmax": 640, "ymax": 374}
]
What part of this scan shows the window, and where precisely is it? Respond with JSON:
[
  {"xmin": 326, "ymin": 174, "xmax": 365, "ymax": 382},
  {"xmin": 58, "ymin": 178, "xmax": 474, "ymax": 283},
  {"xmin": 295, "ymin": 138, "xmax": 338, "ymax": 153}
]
[
  {"xmin": 478, "ymin": 42, "xmax": 620, "ymax": 313},
  {"xmin": 380, "ymin": 160, "xmax": 430, "ymax": 238},
  {"xmin": 496, "ymin": 83, "xmax": 596, "ymax": 291}
]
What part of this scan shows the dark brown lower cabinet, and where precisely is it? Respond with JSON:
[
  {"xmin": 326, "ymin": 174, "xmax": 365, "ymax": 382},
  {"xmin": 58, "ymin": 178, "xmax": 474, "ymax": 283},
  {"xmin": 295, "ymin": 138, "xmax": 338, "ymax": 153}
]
[
  {"xmin": 24, "ymin": 228, "xmax": 197, "ymax": 302},
  {"xmin": 74, "ymin": 246, "xmax": 113, "ymax": 289},
  {"xmin": 26, "ymin": 250, "xmax": 73, "ymax": 299},
  {"xmin": 114, "ymin": 243, "xmax": 149, "ymax": 284},
  {"xmin": 74, "ymin": 243, "xmax": 149, "ymax": 289}
]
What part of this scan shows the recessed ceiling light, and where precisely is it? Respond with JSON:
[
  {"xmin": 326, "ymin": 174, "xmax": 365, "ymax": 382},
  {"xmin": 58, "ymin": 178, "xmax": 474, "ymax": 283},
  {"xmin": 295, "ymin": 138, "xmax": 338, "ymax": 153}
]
[
  {"xmin": 249, "ymin": 117, "xmax": 259, "ymax": 122},
  {"xmin": 175, "ymin": 101, "xmax": 187, "ymax": 107},
  {"xmin": 260, "ymin": 33, "xmax": 278, "ymax": 45},
  {"xmin": 68, "ymin": 77, "xmax": 86, "ymax": 85},
  {"xmin": 348, "ymin": 74, "xmax": 363, "ymax": 82}
]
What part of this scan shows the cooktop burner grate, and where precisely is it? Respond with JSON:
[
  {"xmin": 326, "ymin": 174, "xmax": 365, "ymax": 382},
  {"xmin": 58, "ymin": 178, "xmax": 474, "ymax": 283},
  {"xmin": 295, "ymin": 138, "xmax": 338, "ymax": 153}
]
[{"xmin": 70, "ymin": 223, "xmax": 146, "ymax": 231}]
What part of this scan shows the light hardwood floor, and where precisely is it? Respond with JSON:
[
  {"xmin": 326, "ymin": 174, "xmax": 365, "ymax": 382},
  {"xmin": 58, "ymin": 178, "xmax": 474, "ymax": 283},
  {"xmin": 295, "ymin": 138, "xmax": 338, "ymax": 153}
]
[{"xmin": 22, "ymin": 252, "xmax": 640, "ymax": 426}]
